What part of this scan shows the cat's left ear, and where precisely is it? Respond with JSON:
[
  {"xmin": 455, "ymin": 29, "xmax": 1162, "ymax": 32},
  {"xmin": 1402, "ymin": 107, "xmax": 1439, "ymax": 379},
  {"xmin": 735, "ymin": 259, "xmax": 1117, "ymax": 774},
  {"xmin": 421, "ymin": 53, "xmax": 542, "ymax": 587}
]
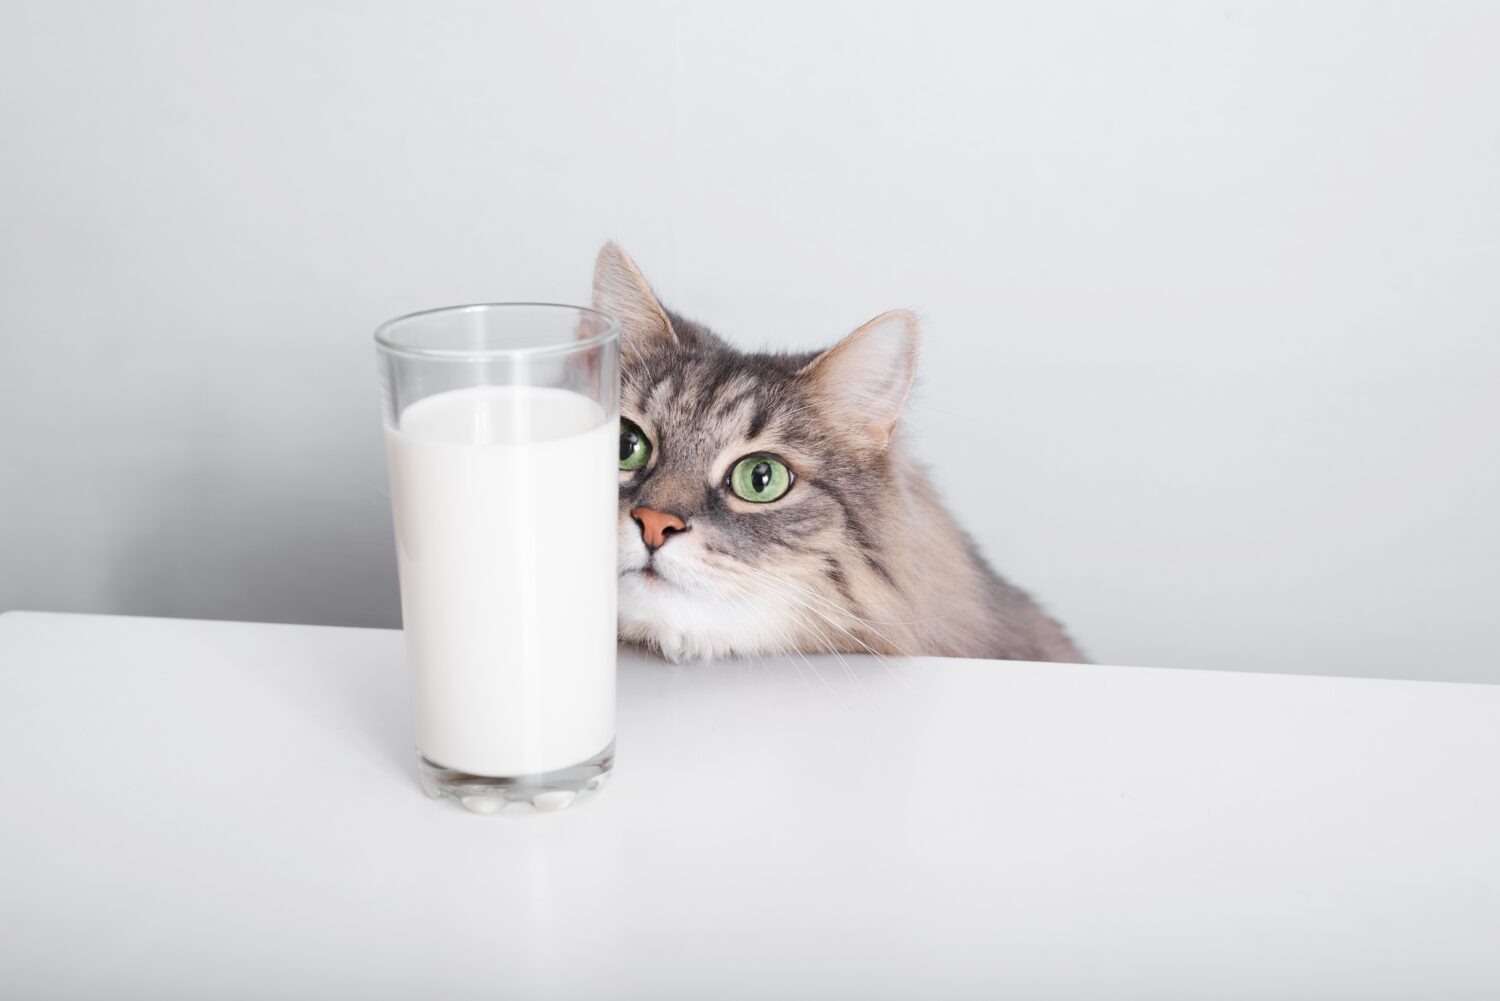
[
  {"xmin": 798, "ymin": 310, "xmax": 919, "ymax": 448},
  {"xmin": 592, "ymin": 242, "xmax": 678, "ymax": 352}
]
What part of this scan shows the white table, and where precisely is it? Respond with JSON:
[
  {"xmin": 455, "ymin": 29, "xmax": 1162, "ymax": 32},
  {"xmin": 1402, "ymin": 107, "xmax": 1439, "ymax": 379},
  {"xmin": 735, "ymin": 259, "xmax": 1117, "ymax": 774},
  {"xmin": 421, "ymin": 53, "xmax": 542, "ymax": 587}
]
[{"xmin": 1, "ymin": 611, "xmax": 1496, "ymax": 1000}]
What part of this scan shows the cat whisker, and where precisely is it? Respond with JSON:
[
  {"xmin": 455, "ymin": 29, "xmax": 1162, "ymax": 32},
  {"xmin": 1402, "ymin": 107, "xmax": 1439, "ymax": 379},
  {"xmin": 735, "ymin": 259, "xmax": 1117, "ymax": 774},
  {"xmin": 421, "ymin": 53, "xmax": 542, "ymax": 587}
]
[
  {"xmin": 710, "ymin": 571, "xmax": 812, "ymax": 670},
  {"xmin": 735, "ymin": 567, "xmax": 918, "ymax": 693},
  {"xmin": 743, "ymin": 569, "xmax": 927, "ymax": 674},
  {"xmin": 734, "ymin": 566, "xmax": 917, "ymax": 691},
  {"xmin": 735, "ymin": 564, "xmax": 918, "ymax": 657},
  {"xmin": 740, "ymin": 562, "xmax": 950, "ymax": 632},
  {"xmin": 790, "ymin": 607, "xmax": 868, "ymax": 699},
  {"xmin": 677, "ymin": 554, "xmax": 916, "ymax": 690},
  {"xmin": 785, "ymin": 597, "xmax": 912, "ymax": 694},
  {"xmin": 716, "ymin": 575, "xmax": 846, "ymax": 705}
]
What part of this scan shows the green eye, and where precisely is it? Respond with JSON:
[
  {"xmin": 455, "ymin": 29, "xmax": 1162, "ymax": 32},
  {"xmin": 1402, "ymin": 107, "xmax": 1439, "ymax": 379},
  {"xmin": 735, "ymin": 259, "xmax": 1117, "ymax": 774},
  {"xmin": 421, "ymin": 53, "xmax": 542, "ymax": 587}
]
[
  {"xmin": 729, "ymin": 455, "xmax": 793, "ymax": 503},
  {"xmin": 619, "ymin": 419, "xmax": 651, "ymax": 471}
]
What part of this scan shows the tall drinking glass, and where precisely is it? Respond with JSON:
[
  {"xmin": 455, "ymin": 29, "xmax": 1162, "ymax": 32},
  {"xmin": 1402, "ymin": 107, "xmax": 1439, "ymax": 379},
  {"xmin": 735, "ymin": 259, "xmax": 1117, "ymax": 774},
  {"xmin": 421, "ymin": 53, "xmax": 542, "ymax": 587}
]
[{"xmin": 375, "ymin": 304, "xmax": 620, "ymax": 813}]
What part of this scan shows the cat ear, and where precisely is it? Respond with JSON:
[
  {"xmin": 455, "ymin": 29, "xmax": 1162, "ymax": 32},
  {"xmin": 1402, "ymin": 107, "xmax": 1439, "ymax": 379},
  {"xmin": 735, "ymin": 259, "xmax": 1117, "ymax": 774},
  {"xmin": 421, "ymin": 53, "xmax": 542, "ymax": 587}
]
[
  {"xmin": 592, "ymin": 242, "xmax": 677, "ymax": 351},
  {"xmin": 798, "ymin": 310, "xmax": 919, "ymax": 448}
]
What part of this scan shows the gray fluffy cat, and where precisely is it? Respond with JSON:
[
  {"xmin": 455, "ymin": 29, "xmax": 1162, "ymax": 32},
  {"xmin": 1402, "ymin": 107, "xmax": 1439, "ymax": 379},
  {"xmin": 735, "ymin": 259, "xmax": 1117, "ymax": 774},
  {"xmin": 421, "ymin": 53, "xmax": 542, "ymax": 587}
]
[{"xmin": 594, "ymin": 243, "xmax": 1084, "ymax": 664}]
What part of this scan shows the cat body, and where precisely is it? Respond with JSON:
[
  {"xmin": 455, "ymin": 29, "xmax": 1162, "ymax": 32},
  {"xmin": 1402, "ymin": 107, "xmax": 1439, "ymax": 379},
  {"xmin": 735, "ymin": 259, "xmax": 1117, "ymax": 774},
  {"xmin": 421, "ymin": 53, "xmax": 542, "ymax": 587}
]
[{"xmin": 595, "ymin": 244, "xmax": 1083, "ymax": 664}]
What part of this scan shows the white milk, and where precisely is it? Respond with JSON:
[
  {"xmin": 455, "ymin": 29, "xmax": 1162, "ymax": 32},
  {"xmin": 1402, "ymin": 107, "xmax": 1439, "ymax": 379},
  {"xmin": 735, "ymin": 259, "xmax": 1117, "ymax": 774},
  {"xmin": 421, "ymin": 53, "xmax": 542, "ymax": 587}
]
[{"xmin": 386, "ymin": 385, "xmax": 617, "ymax": 777}]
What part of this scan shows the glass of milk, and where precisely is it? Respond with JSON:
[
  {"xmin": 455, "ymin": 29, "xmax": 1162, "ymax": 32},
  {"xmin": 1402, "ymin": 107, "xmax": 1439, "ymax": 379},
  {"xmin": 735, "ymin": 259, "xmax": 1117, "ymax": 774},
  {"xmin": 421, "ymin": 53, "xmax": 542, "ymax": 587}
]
[{"xmin": 375, "ymin": 303, "xmax": 620, "ymax": 814}]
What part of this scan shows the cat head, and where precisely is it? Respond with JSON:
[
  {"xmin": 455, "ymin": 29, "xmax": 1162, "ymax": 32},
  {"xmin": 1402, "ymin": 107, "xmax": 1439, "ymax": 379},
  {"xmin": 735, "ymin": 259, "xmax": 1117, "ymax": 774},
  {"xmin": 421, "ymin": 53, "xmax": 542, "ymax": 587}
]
[{"xmin": 595, "ymin": 243, "xmax": 919, "ymax": 663}]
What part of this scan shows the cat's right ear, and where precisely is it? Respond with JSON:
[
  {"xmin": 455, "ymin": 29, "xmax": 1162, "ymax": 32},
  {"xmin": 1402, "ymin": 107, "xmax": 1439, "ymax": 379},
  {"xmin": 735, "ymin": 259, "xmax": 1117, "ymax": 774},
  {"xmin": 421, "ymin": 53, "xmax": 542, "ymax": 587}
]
[
  {"xmin": 798, "ymin": 310, "xmax": 919, "ymax": 449},
  {"xmin": 592, "ymin": 242, "xmax": 678, "ymax": 352}
]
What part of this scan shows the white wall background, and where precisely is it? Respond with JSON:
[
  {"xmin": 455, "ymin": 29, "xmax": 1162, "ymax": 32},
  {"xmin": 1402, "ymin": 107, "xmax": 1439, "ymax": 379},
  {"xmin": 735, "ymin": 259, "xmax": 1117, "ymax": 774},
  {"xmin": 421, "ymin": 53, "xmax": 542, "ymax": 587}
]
[{"xmin": 2, "ymin": 1, "xmax": 1497, "ymax": 683}]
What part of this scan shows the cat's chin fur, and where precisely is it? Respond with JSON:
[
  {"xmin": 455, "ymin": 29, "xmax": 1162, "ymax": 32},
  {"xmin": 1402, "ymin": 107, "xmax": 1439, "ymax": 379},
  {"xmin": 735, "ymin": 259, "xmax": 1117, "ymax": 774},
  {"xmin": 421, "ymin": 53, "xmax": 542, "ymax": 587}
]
[
  {"xmin": 616, "ymin": 509, "xmax": 801, "ymax": 662},
  {"xmin": 617, "ymin": 565, "xmax": 792, "ymax": 663}
]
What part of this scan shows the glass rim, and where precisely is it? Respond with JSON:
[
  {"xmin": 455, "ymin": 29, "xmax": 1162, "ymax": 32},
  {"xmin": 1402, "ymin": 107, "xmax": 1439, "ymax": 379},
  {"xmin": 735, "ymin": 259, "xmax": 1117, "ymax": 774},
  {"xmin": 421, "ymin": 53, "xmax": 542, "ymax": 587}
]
[{"xmin": 373, "ymin": 302, "xmax": 620, "ymax": 360}]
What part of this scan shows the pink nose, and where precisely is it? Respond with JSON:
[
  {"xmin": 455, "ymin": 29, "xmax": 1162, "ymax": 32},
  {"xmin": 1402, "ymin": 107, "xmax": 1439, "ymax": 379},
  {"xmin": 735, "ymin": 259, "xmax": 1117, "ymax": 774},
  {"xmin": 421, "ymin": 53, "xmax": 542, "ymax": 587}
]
[{"xmin": 631, "ymin": 507, "xmax": 687, "ymax": 550}]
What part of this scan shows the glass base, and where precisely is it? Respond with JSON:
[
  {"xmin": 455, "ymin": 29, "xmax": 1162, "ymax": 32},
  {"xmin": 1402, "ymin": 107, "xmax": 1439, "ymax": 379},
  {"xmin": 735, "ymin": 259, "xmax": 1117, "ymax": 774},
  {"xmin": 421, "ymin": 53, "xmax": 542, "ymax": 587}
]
[{"xmin": 416, "ymin": 741, "xmax": 614, "ymax": 814}]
